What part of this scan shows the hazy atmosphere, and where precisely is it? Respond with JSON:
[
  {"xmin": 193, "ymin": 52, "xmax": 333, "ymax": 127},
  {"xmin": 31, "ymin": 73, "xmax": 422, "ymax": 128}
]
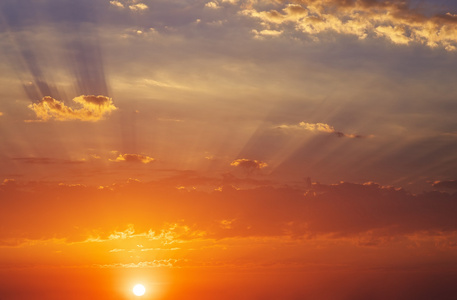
[{"xmin": 1, "ymin": 0, "xmax": 457, "ymax": 299}]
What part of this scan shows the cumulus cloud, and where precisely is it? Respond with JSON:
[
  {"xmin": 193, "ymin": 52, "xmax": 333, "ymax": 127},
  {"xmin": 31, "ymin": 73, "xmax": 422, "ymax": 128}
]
[
  {"xmin": 110, "ymin": 153, "xmax": 155, "ymax": 163},
  {"xmin": 230, "ymin": 158, "xmax": 268, "ymax": 173},
  {"xmin": 109, "ymin": 0, "xmax": 124, "ymax": 8},
  {"xmin": 28, "ymin": 95, "xmax": 117, "ymax": 122},
  {"xmin": 205, "ymin": 1, "xmax": 220, "ymax": 9},
  {"xmin": 241, "ymin": 1, "xmax": 457, "ymax": 51},
  {"xmin": 278, "ymin": 122, "xmax": 369, "ymax": 138}
]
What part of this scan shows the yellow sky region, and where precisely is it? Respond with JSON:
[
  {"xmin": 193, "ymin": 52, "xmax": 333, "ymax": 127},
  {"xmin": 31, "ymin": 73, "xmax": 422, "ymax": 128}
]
[
  {"xmin": 2, "ymin": 222, "xmax": 457, "ymax": 299},
  {"xmin": 2, "ymin": 180, "xmax": 457, "ymax": 299}
]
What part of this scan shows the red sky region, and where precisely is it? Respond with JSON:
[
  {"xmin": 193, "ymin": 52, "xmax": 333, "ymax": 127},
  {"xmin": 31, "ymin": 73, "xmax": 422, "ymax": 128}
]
[{"xmin": 2, "ymin": 0, "xmax": 457, "ymax": 299}]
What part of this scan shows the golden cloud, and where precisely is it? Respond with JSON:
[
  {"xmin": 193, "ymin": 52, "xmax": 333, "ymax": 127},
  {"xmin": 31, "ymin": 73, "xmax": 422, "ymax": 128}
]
[
  {"xmin": 28, "ymin": 95, "xmax": 117, "ymax": 122},
  {"xmin": 129, "ymin": 3, "xmax": 148, "ymax": 11},
  {"xmin": 231, "ymin": 158, "xmax": 268, "ymax": 169},
  {"xmin": 205, "ymin": 1, "xmax": 220, "ymax": 9},
  {"xmin": 241, "ymin": 1, "xmax": 457, "ymax": 50},
  {"xmin": 109, "ymin": 0, "xmax": 148, "ymax": 11},
  {"xmin": 109, "ymin": 0, "xmax": 124, "ymax": 8},
  {"xmin": 110, "ymin": 153, "xmax": 155, "ymax": 164},
  {"xmin": 278, "ymin": 122, "xmax": 370, "ymax": 138}
]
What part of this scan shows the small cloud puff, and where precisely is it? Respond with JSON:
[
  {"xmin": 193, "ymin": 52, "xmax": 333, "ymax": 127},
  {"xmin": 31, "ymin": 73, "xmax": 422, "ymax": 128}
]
[
  {"xmin": 109, "ymin": 0, "xmax": 124, "ymax": 8},
  {"xmin": 28, "ymin": 95, "xmax": 117, "ymax": 122},
  {"xmin": 205, "ymin": 1, "xmax": 220, "ymax": 9},
  {"xmin": 278, "ymin": 122, "xmax": 370, "ymax": 139},
  {"xmin": 231, "ymin": 158, "xmax": 268, "ymax": 170},
  {"xmin": 129, "ymin": 3, "xmax": 148, "ymax": 11},
  {"xmin": 110, "ymin": 153, "xmax": 155, "ymax": 164},
  {"xmin": 109, "ymin": 0, "xmax": 148, "ymax": 11}
]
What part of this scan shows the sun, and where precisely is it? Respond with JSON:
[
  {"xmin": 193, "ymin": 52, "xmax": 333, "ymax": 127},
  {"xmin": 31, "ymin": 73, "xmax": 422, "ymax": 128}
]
[{"xmin": 133, "ymin": 284, "xmax": 146, "ymax": 296}]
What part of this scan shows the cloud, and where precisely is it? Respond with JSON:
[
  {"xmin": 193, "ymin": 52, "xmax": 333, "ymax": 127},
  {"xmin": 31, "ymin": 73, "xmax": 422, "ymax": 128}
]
[
  {"xmin": 433, "ymin": 180, "xmax": 457, "ymax": 190},
  {"xmin": 241, "ymin": 1, "xmax": 457, "ymax": 51},
  {"xmin": 12, "ymin": 157, "xmax": 85, "ymax": 164},
  {"xmin": 96, "ymin": 259, "xmax": 180, "ymax": 268},
  {"xmin": 3, "ymin": 179, "xmax": 457, "ymax": 244},
  {"xmin": 109, "ymin": 0, "xmax": 124, "ymax": 8},
  {"xmin": 28, "ymin": 95, "xmax": 117, "ymax": 122},
  {"xmin": 230, "ymin": 158, "xmax": 268, "ymax": 170},
  {"xmin": 278, "ymin": 122, "xmax": 369, "ymax": 138},
  {"xmin": 110, "ymin": 153, "xmax": 155, "ymax": 163},
  {"xmin": 205, "ymin": 1, "xmax": 220, "ymax": 9},
  {"xmin": 129, "ymin": 3, "xmax": 148, "ymax": 11},
  {"xmin": 252, "ymin": 29, "xmax": 283, "ymax": 39},
  {"xmin": 109, "ymin": 0, "xmax": 148, "ymax": 11}
]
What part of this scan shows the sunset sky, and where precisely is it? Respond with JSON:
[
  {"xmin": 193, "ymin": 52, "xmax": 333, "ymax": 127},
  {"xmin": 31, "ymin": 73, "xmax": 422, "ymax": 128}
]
[{"xmin": 1, "ymin": 0, "xmax": 457, "ymax": 299}]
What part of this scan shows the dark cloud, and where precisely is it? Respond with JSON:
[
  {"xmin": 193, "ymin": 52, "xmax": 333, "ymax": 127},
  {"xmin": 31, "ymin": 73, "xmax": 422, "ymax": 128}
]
[{"xmin": 433, "ymin": 180, "xmax": 457, "ymax": 190}]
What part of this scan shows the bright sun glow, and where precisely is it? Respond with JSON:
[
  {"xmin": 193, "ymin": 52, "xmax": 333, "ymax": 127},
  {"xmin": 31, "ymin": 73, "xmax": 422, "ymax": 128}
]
[{"xmin": 133, "ymin": 284, "xmax": 146, "ymax": 296}]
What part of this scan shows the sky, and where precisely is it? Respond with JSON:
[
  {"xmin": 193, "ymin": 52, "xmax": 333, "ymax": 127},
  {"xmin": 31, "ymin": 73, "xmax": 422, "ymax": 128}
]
[{"xmin": 1, "ymin": 0, "xmax": 457, "ymax": 299}]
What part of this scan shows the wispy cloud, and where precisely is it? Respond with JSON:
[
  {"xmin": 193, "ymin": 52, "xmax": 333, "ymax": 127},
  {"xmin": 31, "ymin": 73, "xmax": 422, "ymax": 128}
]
[
  {"xmin": 110, "ymin": 153, "xmax": 155, "ymax": 164},
  {"xmin": 96, "ymin": 259, "xmax": 180, "ymax": 268},
  {"xmin": 277, "ymin": 122, "xmax": 370, "ymax": 138},
  {"xmin": 12, "ymin": 157, "xmax": 85, "ymax": 164},
  {"xmin": 28, "ymin": 95, "xmax": 117, "ymax": 122}
]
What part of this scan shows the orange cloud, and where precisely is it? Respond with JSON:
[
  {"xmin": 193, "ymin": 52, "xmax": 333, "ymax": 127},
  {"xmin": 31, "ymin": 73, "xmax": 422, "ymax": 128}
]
[
  {"xmin": 278, "ymin": 122, "xmax": 370, "ymax": 138},
  {"xmin": 110, "ymin": 153, "xmax": 155, "ymax": 164},
  {"xmin": 231, "ymin": 158, "xmax": 268, "ymax": 170},
  {"xmin": 28, "ymin": 95, "xmax": 117, "ymax": 122},
  {"xmin": 241, "ymin": 1, "xmax": 457, "ymax": 51}
]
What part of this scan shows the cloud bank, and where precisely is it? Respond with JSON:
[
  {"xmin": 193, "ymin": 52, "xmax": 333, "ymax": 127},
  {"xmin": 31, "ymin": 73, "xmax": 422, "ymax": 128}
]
[{"xmin": 241, "ymin": 0, "xmax": 457, "ymax": 50}]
